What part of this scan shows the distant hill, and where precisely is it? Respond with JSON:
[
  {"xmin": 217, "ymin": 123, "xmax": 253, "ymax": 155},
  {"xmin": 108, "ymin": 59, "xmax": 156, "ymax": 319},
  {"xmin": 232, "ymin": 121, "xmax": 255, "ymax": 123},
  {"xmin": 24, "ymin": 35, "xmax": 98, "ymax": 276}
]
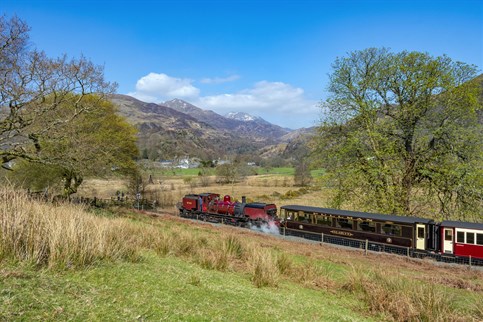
[
  {"xmin": 109, "ymin": 95, "xmax": 292, "ymax": 160},
  {"xmin": 260, "ymin": 127, "xmax": 317, "ymax": 158},
  {"xmin": 163, "ymin": 99, "xmax": 290, "ymax": 141}
]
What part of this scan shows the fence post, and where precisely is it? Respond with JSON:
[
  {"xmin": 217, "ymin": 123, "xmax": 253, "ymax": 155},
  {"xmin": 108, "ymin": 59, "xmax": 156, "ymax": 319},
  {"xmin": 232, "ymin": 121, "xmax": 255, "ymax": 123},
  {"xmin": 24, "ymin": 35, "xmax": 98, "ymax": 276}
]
[
  {"xmin": 321, "ymin": 233, "xmax": 324, "ymax": 243},
  {"xmin": 365, "ymin": 239, "xmax": 368, "ymax": 255},
  {"xmin": 407, "ymin": 247, "xmax": 410, "ymax": 258},
  {"xmin": 469, "ymin": 255, "xmax": 472, "ymax": 268},
  {"xmin": 283, "ymin": 226, "xmax": 286, "ymax": 236}
]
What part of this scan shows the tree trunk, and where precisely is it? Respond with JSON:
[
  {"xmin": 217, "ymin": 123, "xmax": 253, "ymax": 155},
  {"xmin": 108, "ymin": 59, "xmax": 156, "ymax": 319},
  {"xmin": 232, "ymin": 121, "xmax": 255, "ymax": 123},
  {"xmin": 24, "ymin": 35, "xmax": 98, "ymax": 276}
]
[{"xmin": 63, "ymin": 171, "xmax": 83, "ymax": 197}]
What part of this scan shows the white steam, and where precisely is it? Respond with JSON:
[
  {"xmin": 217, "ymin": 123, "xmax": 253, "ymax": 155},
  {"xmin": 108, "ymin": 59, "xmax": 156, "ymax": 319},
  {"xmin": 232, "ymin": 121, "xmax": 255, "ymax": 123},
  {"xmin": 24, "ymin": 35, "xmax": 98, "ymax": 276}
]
[{"xmin": 248, "ymin": 222, "xmax": 280, "ymax": 235}]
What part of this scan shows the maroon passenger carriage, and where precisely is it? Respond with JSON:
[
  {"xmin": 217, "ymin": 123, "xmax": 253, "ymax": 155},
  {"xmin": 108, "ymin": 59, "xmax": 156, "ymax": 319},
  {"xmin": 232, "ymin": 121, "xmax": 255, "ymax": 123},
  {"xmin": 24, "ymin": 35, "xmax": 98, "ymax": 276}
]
[
  {"xmin": 279, "ymin": 204, "xmax": 483, "ymax": 265},
  {"xmin": 439, "ymin": 221, "xmax": 483, "ymax": 260},
  {"xmin": 178, "ymin": 192, "xmax": 279, "ymax": 227}
]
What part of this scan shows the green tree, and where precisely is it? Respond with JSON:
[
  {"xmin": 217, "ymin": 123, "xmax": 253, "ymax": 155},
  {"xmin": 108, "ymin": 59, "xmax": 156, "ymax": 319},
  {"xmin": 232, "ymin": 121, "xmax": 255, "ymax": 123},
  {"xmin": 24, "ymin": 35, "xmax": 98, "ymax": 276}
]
[
  {"xmin": 1, "ymin": 16, "xmax": 115, "ymax": 167},
  {"xmin": 294, "ymin": 159, "xmax": 312, "ymax": 187},
  {"xmin": 1, "ymin": 16, "xmax": 137, "ymax": 196},
  {"xmin": 10, "ymin": 96, "xmax": 139, "ymax": 196},
  {"xmin": 314, "ymin": 48, "xmax": 482, "ymax": 220}
]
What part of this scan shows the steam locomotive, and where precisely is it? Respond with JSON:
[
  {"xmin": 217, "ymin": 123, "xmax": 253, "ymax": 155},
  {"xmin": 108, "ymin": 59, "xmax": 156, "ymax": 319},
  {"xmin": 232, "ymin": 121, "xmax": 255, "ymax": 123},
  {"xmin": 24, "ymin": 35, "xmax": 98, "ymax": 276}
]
[{"xmin": 177, "ymin": 192, "xmax": 278, "ymax": 227}]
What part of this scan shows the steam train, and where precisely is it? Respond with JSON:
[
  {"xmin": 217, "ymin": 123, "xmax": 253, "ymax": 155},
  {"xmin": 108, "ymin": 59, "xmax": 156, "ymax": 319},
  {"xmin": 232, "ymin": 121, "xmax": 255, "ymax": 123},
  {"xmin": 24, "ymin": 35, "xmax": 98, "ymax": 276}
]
[
  {"xmin": 177, "ymin": 193, "xmax": 483, "ymax": 265},
  {"xmin": 177, "ymin": 193, "xmax": 278, "ymax": 227}
]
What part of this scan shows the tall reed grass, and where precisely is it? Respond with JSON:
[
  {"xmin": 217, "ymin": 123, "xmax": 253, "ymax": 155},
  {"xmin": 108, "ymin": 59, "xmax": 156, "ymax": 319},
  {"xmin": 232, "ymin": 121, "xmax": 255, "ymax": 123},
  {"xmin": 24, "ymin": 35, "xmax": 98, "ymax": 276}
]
[
  {"xmin": 0, "ymin": 187, "xmax": 141, "ymax": 268},
  {"xmin": 246, "ymin": 245, "xmax": 280, "ymax": 288}
]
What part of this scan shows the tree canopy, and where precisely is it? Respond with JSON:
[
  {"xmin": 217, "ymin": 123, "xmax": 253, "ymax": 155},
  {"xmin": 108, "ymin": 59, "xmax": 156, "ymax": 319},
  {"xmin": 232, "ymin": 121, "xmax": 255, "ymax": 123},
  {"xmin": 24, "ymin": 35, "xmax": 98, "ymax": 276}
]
[
  {"xmin": 1, "ymin": 16, "xmax": 116, "ymax": 165},
  {"xmin": 314, "ymin": 48, "xmax": 482, "ymax": 221},
  {"xmin": 1, "ymin": 16, "xmax": 138, "ymax": 196}
]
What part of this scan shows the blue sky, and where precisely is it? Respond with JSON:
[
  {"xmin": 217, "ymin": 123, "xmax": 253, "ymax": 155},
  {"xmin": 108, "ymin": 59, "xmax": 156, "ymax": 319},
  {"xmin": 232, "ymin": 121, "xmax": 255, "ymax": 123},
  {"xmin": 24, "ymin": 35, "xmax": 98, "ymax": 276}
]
[{"xmin": 3, "ymin": 0, "xmax": 482, "ymax": 129}]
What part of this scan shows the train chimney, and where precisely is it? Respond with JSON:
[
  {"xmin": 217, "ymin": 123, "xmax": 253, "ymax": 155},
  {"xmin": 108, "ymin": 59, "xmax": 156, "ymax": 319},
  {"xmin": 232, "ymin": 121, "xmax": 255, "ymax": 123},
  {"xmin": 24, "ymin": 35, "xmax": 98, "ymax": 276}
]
[{"xmin": 242, "ymin": 196, "xmax": 246, "ymax": 203}]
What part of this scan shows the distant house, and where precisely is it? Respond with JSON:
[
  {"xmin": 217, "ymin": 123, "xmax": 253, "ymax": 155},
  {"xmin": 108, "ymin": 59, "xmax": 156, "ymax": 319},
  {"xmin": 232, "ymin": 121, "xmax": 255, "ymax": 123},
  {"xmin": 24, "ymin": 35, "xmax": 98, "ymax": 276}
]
[
  {"xmin": 177, "ymin": 158, "xmax": 190, "ymax": 169},
  {"xmin": 160, "ymin": 160, "xmax": 174, "ymax": 168},
  {"xmin": 176, "ymin": 158, "xmax": 200, "ymax": 169}
]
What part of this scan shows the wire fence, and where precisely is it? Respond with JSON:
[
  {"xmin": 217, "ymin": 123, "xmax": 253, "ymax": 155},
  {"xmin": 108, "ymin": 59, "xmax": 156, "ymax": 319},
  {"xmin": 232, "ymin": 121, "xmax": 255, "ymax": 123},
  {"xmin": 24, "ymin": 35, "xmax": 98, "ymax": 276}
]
[{"xmin": 282, "ymin": 227, "xmax": 483, "ymax": 268}]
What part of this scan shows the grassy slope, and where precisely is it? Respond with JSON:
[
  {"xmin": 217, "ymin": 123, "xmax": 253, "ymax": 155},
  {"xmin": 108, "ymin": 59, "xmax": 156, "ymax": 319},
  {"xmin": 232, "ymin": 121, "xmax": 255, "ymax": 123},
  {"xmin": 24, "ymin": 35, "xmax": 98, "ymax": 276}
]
[
  {"xmin": 1, "ymin": 193, "xmax": 482, "ymax": 321},
  {"xmin": 1, "ymin": 254, "xmax": 367, "ymax": 321}
]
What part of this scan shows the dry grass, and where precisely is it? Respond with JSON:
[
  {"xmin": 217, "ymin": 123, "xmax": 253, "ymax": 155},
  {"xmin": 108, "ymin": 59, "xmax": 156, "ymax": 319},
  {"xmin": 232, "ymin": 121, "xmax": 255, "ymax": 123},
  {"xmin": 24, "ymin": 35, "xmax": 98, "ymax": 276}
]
[
  {"xmin": 343, "ymin": 264, "xmax": 469, "ymax": 321},
  {"xmin": 0, "ymin": 187, "xmax": 141, "ymax": 268},
  {"xmin": 77, "ymin": 174, "xmax": 335, "ymax": 212},
  {"xmin": 75, "ymin": 178, "xmax": 127, "ymax": 199}
]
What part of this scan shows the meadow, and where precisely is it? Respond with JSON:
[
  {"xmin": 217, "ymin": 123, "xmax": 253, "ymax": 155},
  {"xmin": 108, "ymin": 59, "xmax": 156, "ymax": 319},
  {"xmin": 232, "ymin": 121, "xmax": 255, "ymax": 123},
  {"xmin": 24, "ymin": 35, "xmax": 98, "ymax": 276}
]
[
  {"xmin": 76, "ymin": 167, "xmax": 332, "ymax": 213},
  {"xmin": 1, "ymin": 185, "xmax": 482, "ymax": 321}
]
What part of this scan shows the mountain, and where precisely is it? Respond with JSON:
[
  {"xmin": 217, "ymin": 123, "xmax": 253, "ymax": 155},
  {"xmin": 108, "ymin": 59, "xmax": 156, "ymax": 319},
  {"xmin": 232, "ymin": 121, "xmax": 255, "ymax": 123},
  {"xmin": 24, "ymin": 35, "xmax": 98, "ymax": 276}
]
[
  {"xmin": 163, "ymin": 99, "xmax": 290, "ymax": 141},
  {"xmin": 260, "ymin": 127, "xmax": 317, "ymax": 158},
  {"xmin": 109, "ymin": 95, "xmax": 274, "ymax": 160},
  {"xmin": 162, "ymin": 99, "xmax": 238, "ymax": 132}
]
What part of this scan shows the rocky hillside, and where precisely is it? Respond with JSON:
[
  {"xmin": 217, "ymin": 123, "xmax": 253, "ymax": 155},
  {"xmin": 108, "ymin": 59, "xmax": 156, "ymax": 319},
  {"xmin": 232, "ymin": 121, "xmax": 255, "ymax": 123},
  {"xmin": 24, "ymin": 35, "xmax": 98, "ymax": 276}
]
[
  {"xmin": 163, "ymin": 99, "xmax": 290, "ymax": 141},
  {"xmin": 109, "ymin": 95, "xmax": 290, "ymax": 160}
]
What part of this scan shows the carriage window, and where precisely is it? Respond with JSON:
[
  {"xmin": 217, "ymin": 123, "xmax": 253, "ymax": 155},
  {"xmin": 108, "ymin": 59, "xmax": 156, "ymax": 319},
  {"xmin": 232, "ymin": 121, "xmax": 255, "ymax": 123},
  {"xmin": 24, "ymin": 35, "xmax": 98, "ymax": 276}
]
[
  {"xmin": 382, "ymin": 224, "xmax": 402, "ymax": 236},
  {"xmin": 466, "ymin": 232, "xmax": 475, "ymax": 244},
  {"xmin": 417, "ymin": 227, "xmax": 425, "ymax": 239},
  {"xmin": 336, "ymin": 218, "xmax": 353, "ymax": 229},
  {"xmin": 287, "ymin": 211, "xmax": 296, "ymax": 220},
  {"xmin": 316, "ymin": 215, "xmax": 332, "ymax": 226},
  {"xmin": 444, "ymin": 230, "xmax": 453, "ymax": 241},
  {"xmin": 296, "ymin": 212, "xmax": 310, "ymax": 223},
  {"xmin": 357, "ymin": 221, "xmax": 376, "ymax": 232},
  {"xmin": 457, "ymin": 231, "xmax": 465, "ymax": 243},
  {"xmin": 280, "ymin": 209, "xmax": 286, "ymax": 220},
  {"xmin": 477, "ymin": 234, "xmax": 483, "ymax": 246}
]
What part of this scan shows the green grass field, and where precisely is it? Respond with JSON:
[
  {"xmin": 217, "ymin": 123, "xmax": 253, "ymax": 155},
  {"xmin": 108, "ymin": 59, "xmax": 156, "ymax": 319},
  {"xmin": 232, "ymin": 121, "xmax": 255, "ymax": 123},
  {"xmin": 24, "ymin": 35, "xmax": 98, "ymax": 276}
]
[
  {"xmin": 1, "ymin": 189, "xmax": 482, "ymax": 321},
  {"xmin": 0, "ymin": 254, "xmax": 368, "ymax": 321},
  {"xmin": 139, "ymin": 165, "xmax": 324, "ymax": 178}
]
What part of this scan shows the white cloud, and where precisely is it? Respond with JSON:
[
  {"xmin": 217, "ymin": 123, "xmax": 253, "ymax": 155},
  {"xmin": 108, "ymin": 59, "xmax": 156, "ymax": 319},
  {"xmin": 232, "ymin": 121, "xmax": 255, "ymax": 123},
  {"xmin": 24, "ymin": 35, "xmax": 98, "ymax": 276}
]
[
  {"xmin": 128, "ymin": 73, "xmax": 200, "ymax": 102},
  {"xmin": 127, "ymin": 73, "xmax": 320, "ymax": 128},
  {"xmin": 198, "ymin": 81, "xmax": 318, "ymax": 115},
  {"xmin": 200, "ymin": 74, "xmax": 240, "ymax": 84}
]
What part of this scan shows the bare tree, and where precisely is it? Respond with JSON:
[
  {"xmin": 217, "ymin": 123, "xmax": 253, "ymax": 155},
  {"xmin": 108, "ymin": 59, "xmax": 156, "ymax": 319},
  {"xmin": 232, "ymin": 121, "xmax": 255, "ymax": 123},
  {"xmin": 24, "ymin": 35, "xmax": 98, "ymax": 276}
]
[{"xmin": 1, "ymin": 16, "xmax": 116, "ymax": 168}]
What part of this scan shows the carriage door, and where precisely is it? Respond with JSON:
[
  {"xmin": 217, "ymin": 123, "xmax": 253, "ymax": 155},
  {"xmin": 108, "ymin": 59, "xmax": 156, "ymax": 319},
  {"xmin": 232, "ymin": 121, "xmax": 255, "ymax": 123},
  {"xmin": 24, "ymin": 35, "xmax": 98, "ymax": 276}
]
[
  {"xmin": 443, "ymin": 228, "xmax": 454, "ymax": 254},
  {"xmin": 416, "ymin": 224, "xmax": 426, "ymax": 250}
]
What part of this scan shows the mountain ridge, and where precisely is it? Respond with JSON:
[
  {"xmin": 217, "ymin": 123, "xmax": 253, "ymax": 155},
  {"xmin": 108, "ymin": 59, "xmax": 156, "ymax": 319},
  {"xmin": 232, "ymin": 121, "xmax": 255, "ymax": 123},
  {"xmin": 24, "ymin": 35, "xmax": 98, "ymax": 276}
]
[{"xmin": 109, "ymin": 94, "xmax": 306, "ymax": 160}]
